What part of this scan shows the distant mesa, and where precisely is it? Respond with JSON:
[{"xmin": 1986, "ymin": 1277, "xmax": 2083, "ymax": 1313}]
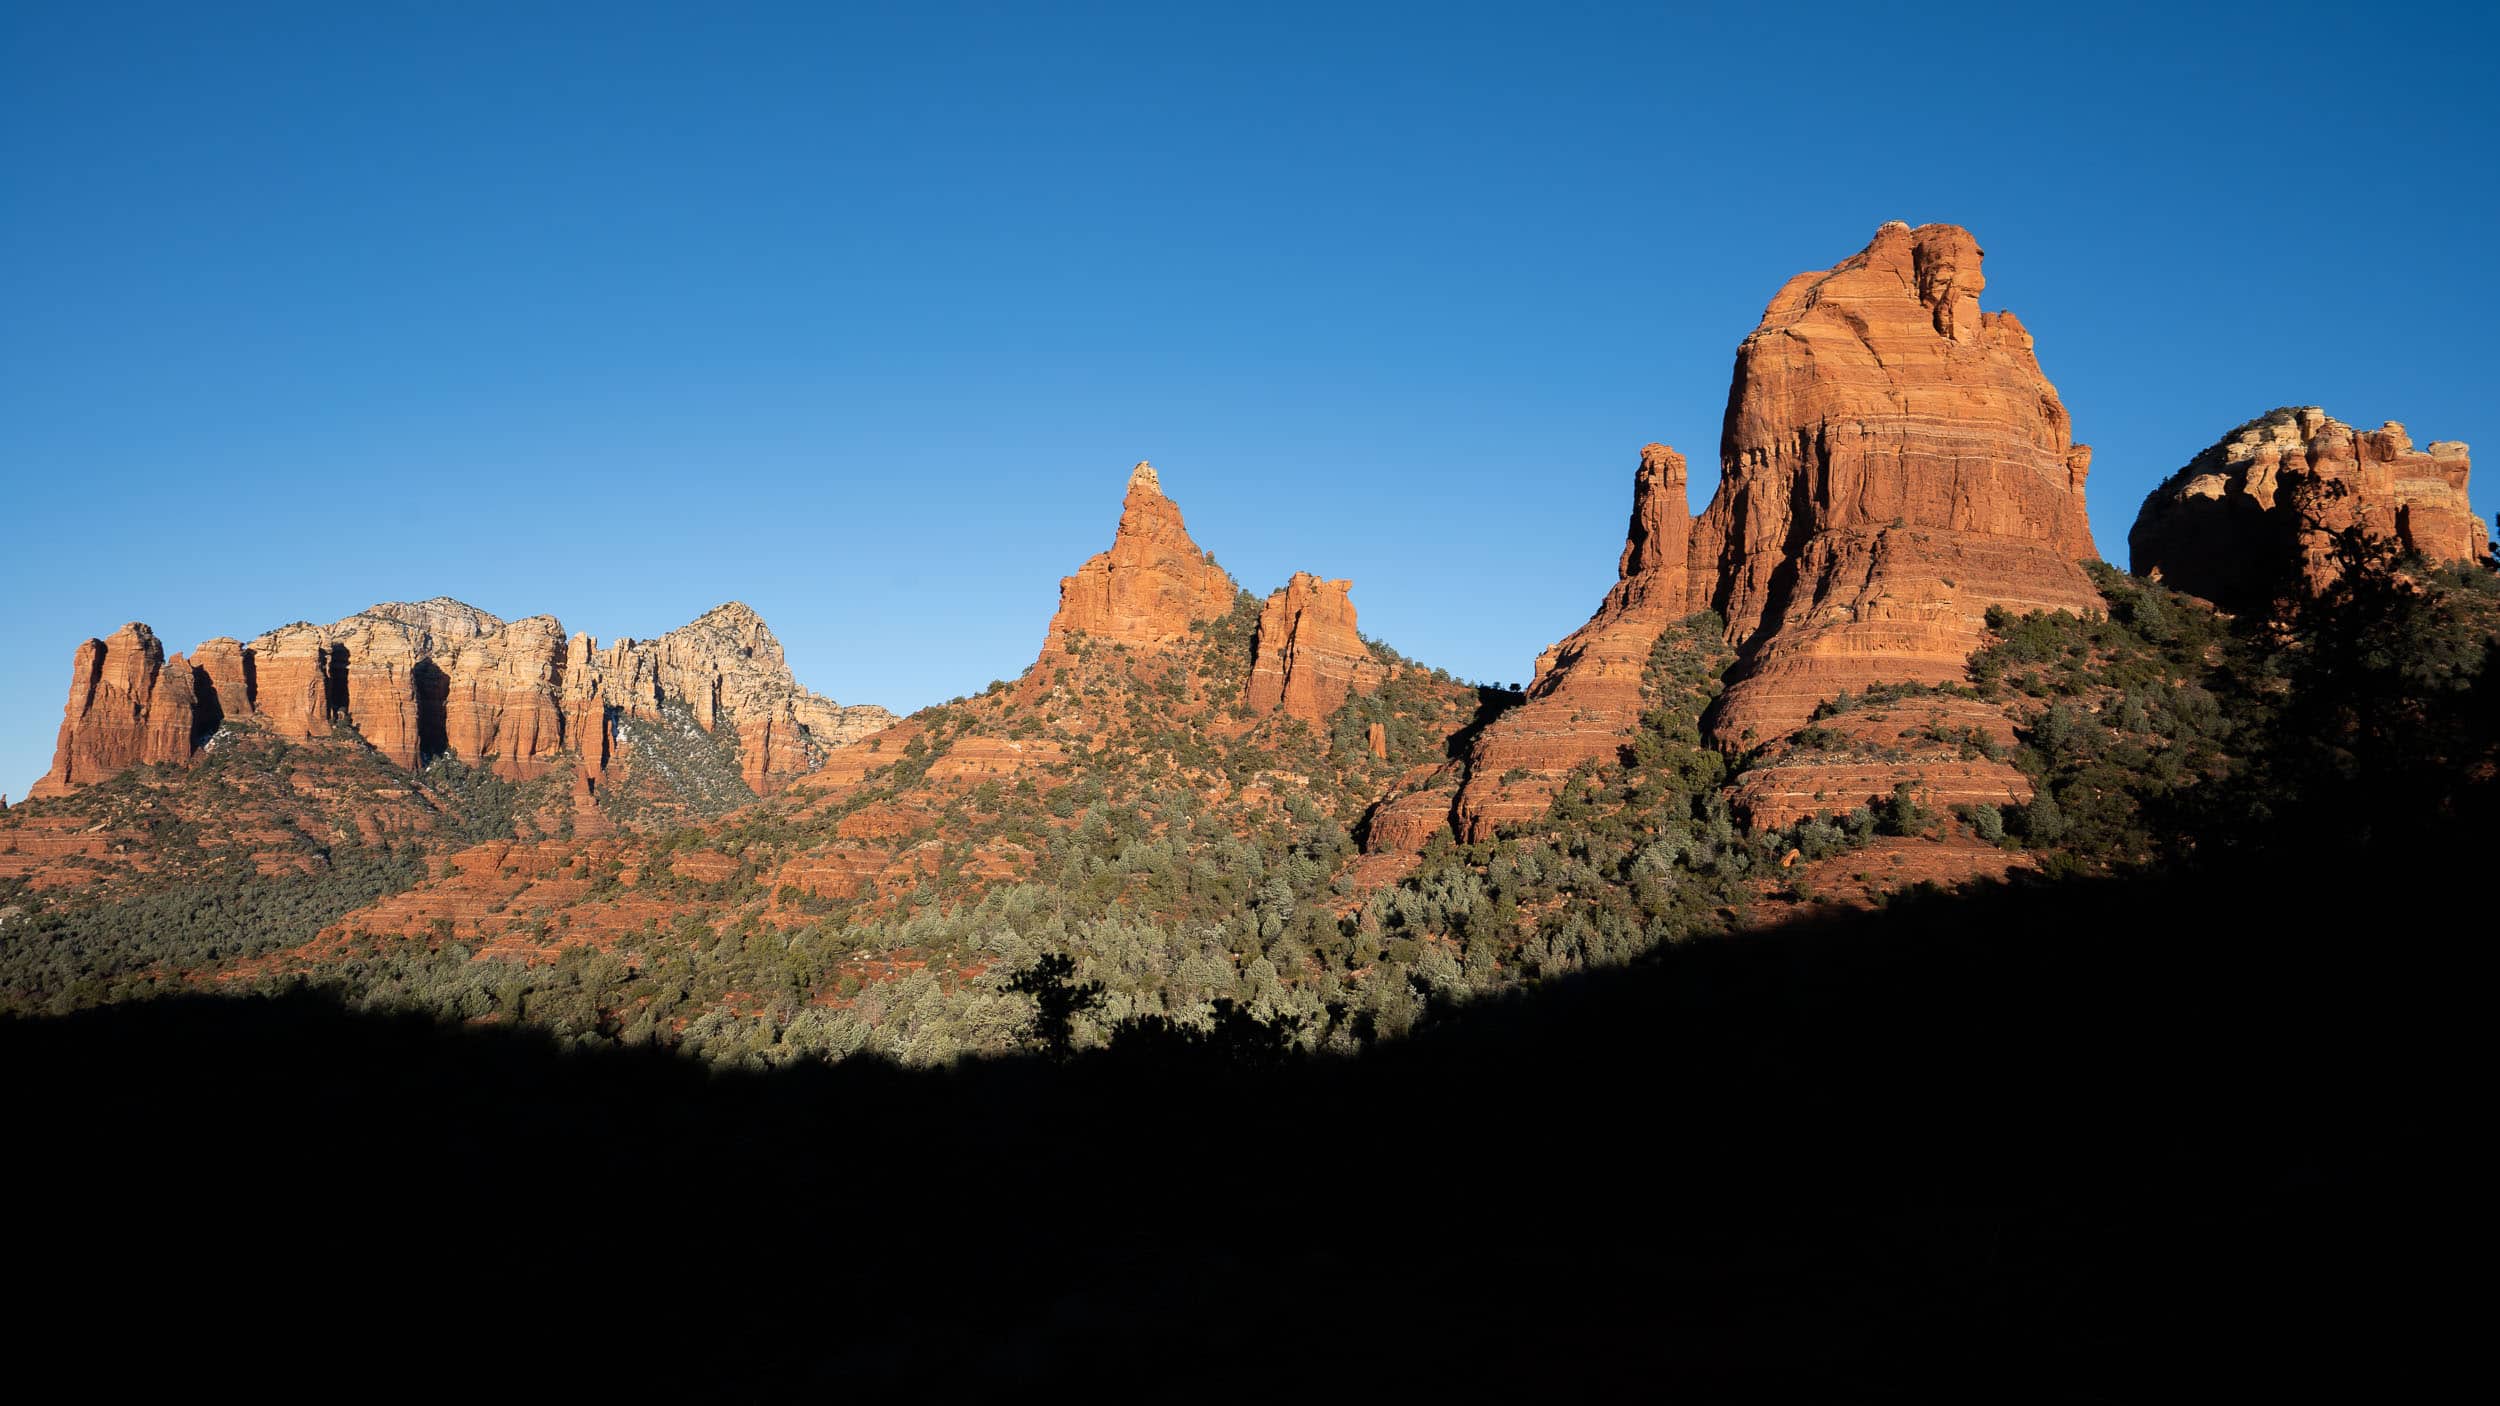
[
  {"xmin": 2130, "ymin": 407, "xmax": 2488, "ymax": 613},
  {"xmin": 29, "ymin": 596, "xmax": 892, "ymax": 800}
]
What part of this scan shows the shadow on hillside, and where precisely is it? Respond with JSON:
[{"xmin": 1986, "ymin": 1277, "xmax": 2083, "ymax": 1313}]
[
  {"xmin": 4, "ymin": 831, "xmax": 2474, "ymax": 1395},
  {"xmin": 1441, "ymin": 683, "xmax": 1527, "ymax": 760}
]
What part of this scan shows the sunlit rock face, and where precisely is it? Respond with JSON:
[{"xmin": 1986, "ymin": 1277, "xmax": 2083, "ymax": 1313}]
[
  {"xmin": 1041, "ymin": 462, "xmax": 1241, "ymax": 654},
  {"xmin": 1247, "ymin": 572, "xmax": 1384, "ymax": 725},
  {"xmin": 32, "ymin": 596, "xmax": 890, "ymax": 797},
  {"xmin": 2131, "ymin": 407, "xmax": 2489, "ymax": 612},
  {"xmin": 1448, "ymin": 443, "xmax": 1695, "ymax": 842},
  {"xmin": 32, "ymin": 624, "xmax": 198, "ymax": 796},
  {"xmin": 1689, "ymin": 221, "xmax": 2100, "ymax": 747}
]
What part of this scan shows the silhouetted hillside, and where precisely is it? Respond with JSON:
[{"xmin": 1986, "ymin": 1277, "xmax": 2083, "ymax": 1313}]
[{"xmin": 7, "ymin": 824, "xmax": 2473, "ymax": 1396}]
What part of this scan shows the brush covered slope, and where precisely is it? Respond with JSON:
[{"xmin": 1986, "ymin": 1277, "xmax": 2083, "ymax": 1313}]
[{"xmin": 2, "ymin": 463, "xmax": 1500, "ymax": 1059}]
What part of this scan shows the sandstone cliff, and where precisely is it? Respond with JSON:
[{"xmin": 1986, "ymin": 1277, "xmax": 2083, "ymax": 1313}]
[
  {"xmin": 249, "ymin": 599, "xmax": 503, "ymax": 766},
  {"xmin": 1245, "ymin": 572, "xmax": 1386, "ymax": 724},
  {"xmin": 1690, "ymin": 221, "xmax": 2100, "ymax": 747},
  {"xmin": 1447, "ymin": 443, "xmax": 1695, "ymax": 840},
  {"xmin": 29, "ymin": 598, "xmax": 889, "ymax": 800},
  {"xmin": 579, "ymin": 603, "xmax": 894, "ymax": 796},
  {"xmin": 1041, "ymin": 462, "xmax": 1240, "ymax": 655},
  {"xmin": 30, "ymin": 624, "xmax": 200, "ymax": 797},
  {"xmin": 2130, "ymin": 407, "xmax": 2489, "ymax": 612},
  {"xmin": 440, "ymin": 615, "xmax": 571, "ymax": 780},
  {"xmin": 192, "ymin": 638, "xmax": 254, "ymax": 730}
]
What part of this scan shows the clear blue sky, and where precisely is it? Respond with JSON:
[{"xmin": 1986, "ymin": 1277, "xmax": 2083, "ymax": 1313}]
[{"xmin": 5, "ymin": 1, "xmax": 2495, "ymax": 797}]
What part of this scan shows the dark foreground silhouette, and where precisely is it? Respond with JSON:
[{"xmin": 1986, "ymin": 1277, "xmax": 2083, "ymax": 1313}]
[{"xmin": 6, "ymin": 832, "xmax": 2472, "ymax": 1397}]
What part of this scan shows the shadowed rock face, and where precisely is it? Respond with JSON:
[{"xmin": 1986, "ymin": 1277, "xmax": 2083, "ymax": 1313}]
[
  {"xmin": 1246, "ymin": 573, "xmax": 1384, "ymax": 724},
  {"xmin": 1690, "ymin": 221, "xmax": 2100, "ymax": 747},
  {"xmin": 30, "ymin": 597, "xmax": 890, "ymax": 798},
  {"xmin": 2130, "ymin": 407, "xmax": 2489, "ymax": 613},
  {"xmin": 1041, "ymin": 462, "xmax": 1240, "ymax": 654},
  {"xmin": 1447, "ymin": 443, "xmax": 1694, "ymax": 841}
]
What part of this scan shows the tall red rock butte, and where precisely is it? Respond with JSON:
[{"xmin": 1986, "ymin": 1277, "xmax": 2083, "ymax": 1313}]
[
  {"xmin": 1246, "ymin": 572, "xmax": 1387, "ymax": 725},
  {"xmin": 30, "ymin": 624, "xmax": 200, "ymax": 798},
  {"xmin": 1371, "ymin": 221, "xmax": 2101, "ymax": 851},
  {"xmin": 1448, "ymin": 443, "xmax": 1694, "ymax": 840},
  {"xmin": 2130, "ymin": 407, "xmax": 2489, "ymax": 612},
  {"xmin": 1690, "ymin": 220, "xmax": 2100, "ymax": 747},
  {"xmin": 28, "ymin": 598, "xmax": 890, "ymax": 799},
  {"xmin": 1041, "ymin": 462, "xmax": 1241, "ymax": 655}
]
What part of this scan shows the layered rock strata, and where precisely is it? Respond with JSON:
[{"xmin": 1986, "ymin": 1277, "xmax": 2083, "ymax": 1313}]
[
  {"xmin": 30, "ymin": 598, "xmax": 888, "ymax": 798},
  {"xmin": 1448, "ymin": 444, "xmax": 1694, "ymax": 841},
  {"xmin": 2129, "ymin": 407, "xmax": 2488, "ymax": 612},
  {"xmin": 1041, "ymin": 462, "xmax": 1240, "ymax": 654},
  {"xmin": 1690, "ymin": 221, "xmax": 2100, "ymax": 746},
  {"xmin": 31, "ymin": 624, "xmax": 199, "ymax": 797},
  {"xmin": 1245, "ymin": 572, "xmax": 1386, "ymax": 724}
]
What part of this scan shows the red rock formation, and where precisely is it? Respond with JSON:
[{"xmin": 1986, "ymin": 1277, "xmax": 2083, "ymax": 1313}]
[
  {"xmin": 576, "ymin": 604, "xmax": 893, "ymax": 793},
  {"xmin": 31, "ymin": 624, "xmax": 198, "ymax": 797},
  {"xmin": 244, "ymin": 630, "xmax": 334, "ymax": 743},
  {"xmin": 142, "ymin": 656, "xmax": 200, "ymax": 769},
  {"xmin": 32, "ymin": 597, "xmax": 888, "ymax": 799},
  {"xmin": 193, "ymin": 638, "xmax": 254, "ymax": 728},
  {"xmin": 441, "ymin": 615, "xmax": 570, "ymax": 780},
  {"xmin": 2130, "ymin": 407, "xmax": 2491, "ymax": 611},
  {"xmin": 1447, "ymin": 444, "xmax": 1694, "ymax": 841},
  {"xmin": 1042, "ymin": 462, "xmax": 1240, "ymax": 653},
  {"xmin": 250, "ymin": 599, "xmax": 503, "ymax": 768},
  {"xmin": 1690, "ymin": 222, "xmax": 2100, "ymax": 747},
  {"xmin": 561, "ymin": 633, "xmax": 612, "ymax": 780},
  {"xmin": 737, "ymin": 703, "xmax": 812, "ymax": 796},
  {"xmin": 1246, "ymin": 572, "xmax": 1385, "ymax": 723},
  {"xmin": 1365, "ymin": 776, "xmax": 1460, "ymax": 853},
  {"xmin": 1727, "ymin": 694, "xmax": 2031, "ymax": 830}
]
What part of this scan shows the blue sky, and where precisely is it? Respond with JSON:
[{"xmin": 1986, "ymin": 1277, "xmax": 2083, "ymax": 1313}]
[{"xmin": 5, "ymin": 1, "xmax": 2494, "ymax": 797}]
